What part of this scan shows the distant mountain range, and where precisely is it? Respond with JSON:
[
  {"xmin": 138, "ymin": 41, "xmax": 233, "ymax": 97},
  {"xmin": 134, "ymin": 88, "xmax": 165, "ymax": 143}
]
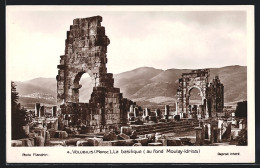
[{"xmin": 14, "ymin": 65, "xmax": 247, "ymax": 109}]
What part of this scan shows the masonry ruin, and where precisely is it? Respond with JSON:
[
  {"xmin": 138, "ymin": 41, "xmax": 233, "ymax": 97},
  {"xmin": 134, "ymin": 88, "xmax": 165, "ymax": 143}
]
[
  {"xmin": 11, "ymin": 16, "xmax": 247, "ymax": 147},
  {"xmin": 56, "ymin": 16, "xmax": 134, "ymax": 133},
  {"xmin": 177, "ymin": 69, "xmax": 224, "ymax": 119}
]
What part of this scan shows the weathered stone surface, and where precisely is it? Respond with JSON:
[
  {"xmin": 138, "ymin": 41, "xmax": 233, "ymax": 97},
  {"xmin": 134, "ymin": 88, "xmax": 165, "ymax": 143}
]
[
  {"xmin": 54, "ymin": 131, "xmax": 68, "ymax": 139},
  {"xmin": 34, "ymin": 136, "xmax": 45, "ymax": 146},
  {"xmin": 22, "ymin": 125, "xmax": 30, "ymax": 135},
  {"xmin": 11, "ymin": 140, "xmax": 22, "ymax": 147},
  {"xmin": 180, "ymin": 137, "xmax": 192, "ymax": 146},
  {"xmin": 167, "ymin": 139, "xmax": 181, "ymax": 146},
  {"xmin": 130, "ymin": 130, "xmax": 138, "ymax": 139},
  {"xmin": 65, "ymin": 138, "xmax": 81, "ymax": 146},
  {"xmin": 49, "ymin": 140, "xmax": 66, "ymax": 146},
  {"xmin": 76, "ymin": 140, "xmax": 89, "ymax": 146},
  {"xmin": 145, "ymin": 133, "xmax": 156, "ymax": 143},
  {"xmin": 103, "ymin": 131, "xmax": 117, "ymax": 141},
  {"xmin": 133, "ymin": 143, "xmax": 142, "ymax": 146},
  {"xmin": 195, "ymin": 127, "xmax": 204, "ymax": 145},
  {"xmin": 134, "ymin": 138, "xmax": 148, "ymax": 146},
  {"xmin": 156, "ymin": 139, "xmax": 167, "ymax": 146},
  {"xmin": 18, "ymin": 138, "xmax": 33, "ymax": 147},
  {"xmin": 110, "ymin": 140, "xmax": 119, "ymax": 146},
  {"xmin": 117, "ymin": 133, "xmax": 130, "ymax": 140},
  {"xmin": 100, "ymin": 141, "xmax": 112, "ymax": 146},
  {"xmin": 116, "ymin": 139, "xmax": 134, "ymax": 146},
  {"xmin": 56, "ymin": 16, "xmax": 135, "ymax": 133},
  {"xmin": 148, "ymin": 142, "xmax": 162, "ymax": 146},
  {"xmin": 45, "ymin": 131, "xmax": 50, "ymax": 145},
  {"xmin": 121, "ymin": 126, "xmax": 132, "ymax": 135},
  {"xmin": 48, "ymin": 129, "xmax": 56, "ymax": 138},
  {"xmin": 28, "ymin": 132, "xmax": 37, "ymax": 138},
  {"xmin": 87, "ymin": 138, "xmax": 103, "ymax": 146},
  {"xmin": 177, "ymin": 69, "xmax": 224, "ymax": 118}
]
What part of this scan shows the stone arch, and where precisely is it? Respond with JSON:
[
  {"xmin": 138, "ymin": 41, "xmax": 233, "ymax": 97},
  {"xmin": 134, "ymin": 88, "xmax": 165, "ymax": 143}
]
[
  {"xmin": 187, "ymin": 85, "xmax": 205, "ymax": 104},
  {"xmin": 56, "ymin": 16, "xmax": 135, "ymax": 132},
  {"xmin": 177, "ymin": 69, "xmax": 209, "ymax": 117},
  {"xmin": 177, "ymin": 69, "xmax": 224, "ymax": 119},
  {"xmin": 70, "ymin": 70, "xmax": 95, "ymax": 103}
]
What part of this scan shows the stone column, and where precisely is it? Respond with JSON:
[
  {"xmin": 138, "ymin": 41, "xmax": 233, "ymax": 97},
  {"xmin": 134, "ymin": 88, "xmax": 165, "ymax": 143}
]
[
  {"xmin": 130, "ymin": 105, "xmax": 134, "ymax": 113},
  {"xmin": 165, "ymin": 105, "xmax": 170, "ymax": 115},
  {"xmin": 176, "ymin": 101, "xmax": 179, "ymax": 115},
  {"xmin": 134, "ymin": 107, "xmax": 139, "ymax": 117},
  {"xmin": 155, "ymin": 109, "xmax": 161, "ymax": 118},
  {"xmin": 40, "ymin": 106, "xmax": 45, "ymax": 118},
  {"xmin": 217, "ymin": 128, "xmax": 222, "ymax": 143},
  {"xmin": 35, "ymin": 103, "xmax": 41, "ymax": 117},
  {"xmin": 52, "ymin": 106, "xmax": 57, "ymax": 117},
  {"xmin": 195, "ymin": 127, "xmax": 204, "ymax": 145},
  {"xmin": 144, "ymin": 108, "xmax": 150, "ymax": 117},
  {"xmin": 226, "ymin": 123, "xmax": 231, "ymax": 141}
]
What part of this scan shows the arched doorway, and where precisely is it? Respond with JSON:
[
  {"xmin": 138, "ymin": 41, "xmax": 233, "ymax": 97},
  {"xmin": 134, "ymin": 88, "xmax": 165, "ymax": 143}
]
[
  {"xmin": 177, "ymin": 69, "xmax": 209, "ymax": 118},
  {"xmin": 79, "ymin": 73, "xmax": 92, "ymax": 103},
  {"xmin": 187, "ymin": 86, "xmax": 206, "ymax": 119}
]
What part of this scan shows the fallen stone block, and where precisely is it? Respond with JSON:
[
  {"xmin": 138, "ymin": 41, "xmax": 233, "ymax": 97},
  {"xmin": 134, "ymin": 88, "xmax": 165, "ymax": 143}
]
[
  {"xmin": 87, "ymin": 138, "xmax": 103, "ymax": 146},
  {"xmin": 148, "ymin": 142, "xmax": 163, "ymax": 146},
  {"xmin": 180, "ymin": 138, "xmax": 192, "ymax": 146},
  {"xmin": 103, "ymin": 131, "xmax": 117, "ymax": 141},
  {"xmin": 110, "ymin": 140, "xmax": 119, "ymax": 146},
  {"xmin": 130, "ymin": 130, "xmax": 138, "ymax": 139},
  {"xmin": 134, "ymin": 138, "xmax": 148, "ymax": 146},
  {"xmin": 133, "ymin": 143, "xmax": 142, "ymax": 146},
  {"xmin": 116, "ymin": 139, "xmax": 135, "ymax": 146},
  {"xmin": 167, "ymin": 139, "xmax": 181, "ymax": 146},
  {"xmin": 18, "ymin": 138, "xmax": 33, "ymax": 147},
  {"xmin": 28, "ymin": 132, "xmax": 37, "ymax": 138},
  {"xmin": 45, "ymin": 131, "xmax": 50, "ymax": 145},
  {"xmin": 125, "ymin": 139, "xmax": 135, "ymax": 146},
  {"xmin": 64, "ymin": 138, "xmax": 81, "ymax": 146},
  {"xmin": 48, "ymin": 129, "xmax": 56, "ymax": 138},
  {"xmin": 49, "ymin": 140, "xmax": 66, "ymax": 146},
  {"xmin": 121, "ymin": 126, "xmax": 132, "ymax": 135},
  {"xmin": 34, "ymin": 136, "xmax": 45, "ymax": 146},
  {"xmin": 76, "ymin": 140, "xmax": 89, "ymax": 146},
  {"xmin": 117, "ymin": 133, "xmax": 130, "ymax": 140},
  {"xmin": 145, "ymin": 133, "xmax": 156, "ymax": 143},
  {"xmin": 54, "ymin": 131, "xmax": 68, "ymax": 139},
  {"xmin": 156, "ymin": 139, "xmax": 167, "ymax": 146},
  {"xmin": 116, "ymin": 140, "xmax": 127, "ymax": 146},
  {"xmin": 100, "ymin": 141, "xmax": 113, "ymax": 146},
  {"xmin": 11, "ymin": 140, "xmax": 22, "ymax": 147},
  {"xmin": 28, "ymin": 138, "xmax": 35, "ymax": 146}
]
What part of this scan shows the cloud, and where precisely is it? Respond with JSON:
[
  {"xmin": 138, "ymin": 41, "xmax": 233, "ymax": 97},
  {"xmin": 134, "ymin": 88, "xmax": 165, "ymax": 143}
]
[{"xmin": 6, "ymin": 8, "xmax": 247, "ymax": 81}]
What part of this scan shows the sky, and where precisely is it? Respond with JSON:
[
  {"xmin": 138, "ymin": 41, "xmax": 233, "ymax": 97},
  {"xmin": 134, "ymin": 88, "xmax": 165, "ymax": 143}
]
[{"xmin": 7, "ymin": 6, "xmax": 248, "ymax": 81}]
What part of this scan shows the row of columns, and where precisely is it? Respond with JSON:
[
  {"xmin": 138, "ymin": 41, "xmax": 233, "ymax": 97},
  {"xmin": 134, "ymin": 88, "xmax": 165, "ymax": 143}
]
[{"xmin": 35, "ymin": 103, "xmax": 57, "ymax": 118}]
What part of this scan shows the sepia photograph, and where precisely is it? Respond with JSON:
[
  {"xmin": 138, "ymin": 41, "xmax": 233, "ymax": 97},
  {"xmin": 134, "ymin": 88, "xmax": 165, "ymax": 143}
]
[{"xmin": 6, "ymin": 5, "xmax": 255, "ymax": 163}]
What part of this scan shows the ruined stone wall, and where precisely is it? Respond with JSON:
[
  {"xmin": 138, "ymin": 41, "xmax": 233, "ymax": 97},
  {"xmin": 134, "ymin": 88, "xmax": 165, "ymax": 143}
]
[
  {"xmin": 56, "ymin": 16, "xmax": 134, "ymax": 133},
  {"xmin": 206, "ymin": 76, "xmax": 224, "ymax": 117},
  {"xmin": 177, "ymin": 69, "xmax": 224, "ymax": 118},
  {"xmin": 177, "ymin": 69, "xmax": 209, "ymax": 116}
]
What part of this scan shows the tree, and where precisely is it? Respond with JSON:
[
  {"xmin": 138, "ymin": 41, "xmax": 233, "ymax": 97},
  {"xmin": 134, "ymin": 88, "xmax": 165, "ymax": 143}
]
[
  {"xmin": 11, "ymin": 81, "xmax": 19, "ymax": 111},
  {"xmin": 235, "ymin": 101, "xmax": 247, "ymax": 118},
  {"xmin": 11, "ymin": 81, "xmax": 30, "ymax": 139}
]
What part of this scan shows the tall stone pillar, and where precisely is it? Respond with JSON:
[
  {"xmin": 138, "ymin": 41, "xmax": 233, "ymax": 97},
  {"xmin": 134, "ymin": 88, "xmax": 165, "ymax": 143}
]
[
  {"xmin": 40, "ymin": 106, "xmax": 45, "ymax": 118},
  {"xmin": 134, "ymin": 107, "xmax": 139, "ymax": 117},
  {"xmin": 164, "ymin": 105, "xmax": 169, "ymax": 119},
  {"xmin": 35, "ymin": 103, "xmax": 41, "ymax": 117},
  {"xmin": 52, "ymin": 106, "xmax": 57, "ymax": 117},
  {"xmin": 176, "ymin": 101, "xmax": 179, "ymax": 115},
  {"xmin": 195, "ymin": 127, "xmax": 204, "ymax": 145}
]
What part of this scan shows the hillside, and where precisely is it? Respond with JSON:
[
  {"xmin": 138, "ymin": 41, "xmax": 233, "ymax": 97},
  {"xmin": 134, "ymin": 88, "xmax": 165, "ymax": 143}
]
[{"xmin": 14, "ymin": 65, "xmax": 247, "ymax": 109}]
